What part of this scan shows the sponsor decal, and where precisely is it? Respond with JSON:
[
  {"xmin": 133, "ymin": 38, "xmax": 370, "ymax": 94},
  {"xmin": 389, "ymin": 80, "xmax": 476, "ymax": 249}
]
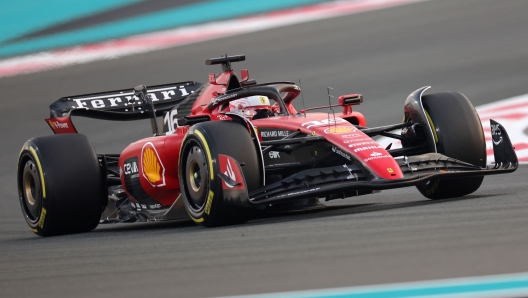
[
  {"xmin": 343, "ymin": 138, "xmax": 373, "ymax": 143},
  {"xmin": 211, "ymin": 93, "xmax": 238, "ymax": 106},
  {"xmin": 275, "ymin": 187, "xmax": 321, "ymax": 199},
  {"xmin": 123, "ymin": 156, "xmax": 162, "ymax": 206},
  {"xmin": 149, "ymin": 204, "xmax": 162, "ymax": 209},
  {"xmin": 346, "ymin": 141, "xmax": 379, "ymax": 147},
  {"xmin": 224, "ymin": 159, "xmax": 237, "ymax": 189},
  {"xmin": 324, "ymin": 126, "xmax": 356, "ymax": 134},
  {"xmin": 38, "ymin": 207, "xmax": 47, "ymax": 229},
  {"xmin": 491, "ymin": 123, "xmax": 503, "ymax": 145},
  {"xmin": 353, "ymin": 146, "xmax": 383, "ymax": 153},
  {"xmin": 311, "ymin": 131, "xmax": 316, "ymax": 136},
  {"xmin": 47, "ymin": 120, "xmax": 69, "ymax": 129},
  {"xmin": 341, "ymin": 133, "xmax": 362, "ymax": 138},
  {"xmin": 387, "ymin": 168, "xmax": 394, "ymax": 173},
  {"xmin": 205, "ymin": 190, "xmax": 214, "ymax": 215},
  {"xmin": 343, "ymin": 164, "xmax": 355, "ymax": 179},
  {"xmin": 269, "ymin": 151, "xmax": 280, "ymax": 159},
  {"xmin": 493, "ymin": 137, "xmax": 503, "ymax": 145},
  {"xmin": 216, "ymin": 114, "xmax": 231, "ymax": 121},
  {"xmin": 364, "ymin": 154, "xmax": 392, "ymax": 163},
  {"xmin": 370, "ymin": 151, "xmax": 382, "ymax": 156},
  {"xmin": 124, "ymin": 158, "xmax": 140, "ymax": 179},
  {"xmin": 425, "ymin": 180, "xmax": 440, "ymax": 196},
  {"xmin": 141, "ymin": 142, "xmax": 166, "ymax": 187},
  {"xmin": 332, "ymin": 146, "xmax": 351, "ymax": 161},
  {"xmin": 70, "ymin": 86, "xmax": 189, "ymax": 109},
  {"xmin": 260, "ymin": 130, "xmax": 290, "ymax": 138},
  {"xmin": 491, "ymin": 124, "xmax": 501, "ymax": 136},
  {"xmin": 218, "ymin": 154, "xmax": 245, "ymax": 190},
  {"xmin": 301, "ymin": 117, "xmax": 347, "ymax": 129}
]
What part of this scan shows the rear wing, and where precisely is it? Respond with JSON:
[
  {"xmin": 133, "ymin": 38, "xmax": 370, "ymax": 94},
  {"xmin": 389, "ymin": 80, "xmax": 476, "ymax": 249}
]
[{"xmin": 46, "ymin": 81, "xmax": 202, "ymax": 133}]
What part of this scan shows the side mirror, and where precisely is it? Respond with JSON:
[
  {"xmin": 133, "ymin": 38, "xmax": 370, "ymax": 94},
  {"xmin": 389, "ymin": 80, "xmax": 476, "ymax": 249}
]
[
  {"xmin": 338, "ymin": 94, "xmax": 363, "ymax": 106},
  {"xmin": 338, "ymin": 94, "xmax": 363, "ymax": 115}
]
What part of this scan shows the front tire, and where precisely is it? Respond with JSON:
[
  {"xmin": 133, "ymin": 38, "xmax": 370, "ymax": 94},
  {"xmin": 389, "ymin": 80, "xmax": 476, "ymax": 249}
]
[
  {"xmin": 17, "ymin": 134, "xmax": 105, "ymax": 236},
  {"xmin": 416, "ymin": 92, "xmax": 486, "ymax": 199},
  {"xmin": 179, "ymin": 121, "xmax": 261, "ymax": 227}
]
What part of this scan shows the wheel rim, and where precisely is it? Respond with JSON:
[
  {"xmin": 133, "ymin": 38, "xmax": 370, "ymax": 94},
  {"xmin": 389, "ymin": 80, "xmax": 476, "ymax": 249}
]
[
  {"xmin": 185, "ymin": 145, "xmax": 208, "ymax": 209},
  {"xmin": 21, "ymin": 159, "xmax": 42, "ymax": 222},
  {"xmin": 188, "ymin": 160, "xmax": 201, "ymax": 192}
]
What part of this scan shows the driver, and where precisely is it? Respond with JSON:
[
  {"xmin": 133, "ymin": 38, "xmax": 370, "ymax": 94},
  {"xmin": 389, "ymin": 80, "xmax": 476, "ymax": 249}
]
[{"xmin": 227, "ymin": 95, "xmax": 275, "ymax": 119}]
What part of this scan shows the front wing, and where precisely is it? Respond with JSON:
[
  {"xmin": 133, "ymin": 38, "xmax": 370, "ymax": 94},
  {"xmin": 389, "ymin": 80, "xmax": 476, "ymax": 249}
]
[{"xmin": 222, "ymin": 120, "xmax": 518, "ymax": 206}]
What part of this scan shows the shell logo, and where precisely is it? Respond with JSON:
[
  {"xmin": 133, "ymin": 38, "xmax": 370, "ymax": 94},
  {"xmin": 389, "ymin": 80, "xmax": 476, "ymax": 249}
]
[
  {"xmin": 141, "ymin": 142, "xmax": 166, "ymax": 187},
  {"xmin": 324, "ymin": 126, "xmax": 356, "ymax": 134},
  {"xmin": 48, "ymin": 120, "xmax": 55, "ymax": 129}
]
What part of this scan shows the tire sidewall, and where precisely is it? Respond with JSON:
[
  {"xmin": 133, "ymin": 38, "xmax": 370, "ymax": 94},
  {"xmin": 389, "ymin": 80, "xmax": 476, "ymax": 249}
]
[
  {"xmin": 17, "ymin": 134, "xmax": 105, "ymax": 236},
  {"xmin": 17, "ymin": 148, "xmax": 48, "ymax": 235},
  {"xmin": 418, "ymin": 92, "xmax": 486, "ymax": 199},
  {"xmin": 179, "ymin": 121, "xmax": 261, "ymax": 226},
  {"xmin": 179, "ymin": 130, "xmax": 224, "ymax": 225}
]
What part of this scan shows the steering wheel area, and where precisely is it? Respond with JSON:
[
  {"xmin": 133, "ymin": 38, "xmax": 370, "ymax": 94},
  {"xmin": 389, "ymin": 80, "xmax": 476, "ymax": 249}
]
[{"xmin": 208, "ymin": 84, "xmax": 295, "ymax": 118}]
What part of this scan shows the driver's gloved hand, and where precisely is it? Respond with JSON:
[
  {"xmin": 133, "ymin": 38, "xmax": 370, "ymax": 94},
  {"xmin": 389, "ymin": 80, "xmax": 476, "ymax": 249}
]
[{"xmin": 252, "ymin": 109, "xmax": 274, "ymax": 120}]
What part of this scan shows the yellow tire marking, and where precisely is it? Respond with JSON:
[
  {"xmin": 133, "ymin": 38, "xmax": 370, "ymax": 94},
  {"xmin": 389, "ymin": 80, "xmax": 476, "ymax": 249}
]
[
  {"xmin": 426, "ymin": 180, "xmax": 440, "ymax": 195},
  {"xmin": 30, "ymin": 227, "xmax": 38, "ymax": 233},
  {"xmin": 194, "ymin": 130, "xmax": 214, "ymax": 180},
  {"xmin": 424, "ymin": 110, "xmax": 439, "ymax": 144},
  {"xmin": 184, "ymin": 204, "xmax": 204, "ymax": 223},
  {"xmin": 29, "ymin": 147, "xmax": 46, "ymax": 198},
  {"xmin": 204, "ymin": 190, "xmax": 214, "ymax": 215},
  {"xmin": 190, "ymin": 216, "xmax": 204, "ymax": 223},
  {"xmin": 38, "ymin": 207, "xmax": 47, "ymax": 229}
]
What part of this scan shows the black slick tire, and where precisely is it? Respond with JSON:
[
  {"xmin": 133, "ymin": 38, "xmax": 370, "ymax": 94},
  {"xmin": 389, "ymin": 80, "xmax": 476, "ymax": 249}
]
[
  {"xmin": 417, "ymin": 92, "xmax": 486, "ymax": 199},
  {"xmin": 17, "ymin": 134, "xmax": 105, "ymax": 236},
  {"xmin": 179, "ymin": 121, "xmax": 260, "ymax": 227}
]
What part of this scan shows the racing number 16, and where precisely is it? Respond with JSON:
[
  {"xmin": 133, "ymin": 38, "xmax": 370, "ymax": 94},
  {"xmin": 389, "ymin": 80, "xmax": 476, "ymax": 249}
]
[{"xmin": 163, "ymin": 109, "xmax": 179, "ymax": 135}]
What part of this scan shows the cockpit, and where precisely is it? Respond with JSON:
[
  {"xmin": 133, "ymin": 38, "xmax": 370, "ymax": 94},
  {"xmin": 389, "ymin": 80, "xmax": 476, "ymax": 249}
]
[{"xmin": 225, "ymin": 95, "xmax": 277, "ymax": 120}]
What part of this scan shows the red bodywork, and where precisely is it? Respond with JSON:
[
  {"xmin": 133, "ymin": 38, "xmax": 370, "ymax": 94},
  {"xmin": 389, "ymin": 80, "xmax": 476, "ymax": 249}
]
[{"xmin": 46, "ymin": 67, "xmax": 402, "ymax": 210}]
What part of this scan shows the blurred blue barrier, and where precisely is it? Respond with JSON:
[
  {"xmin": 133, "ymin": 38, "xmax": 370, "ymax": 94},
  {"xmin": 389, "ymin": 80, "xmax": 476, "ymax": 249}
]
[
  {"xmin": 0, "ymin": 0, "xmax": 328, "ymax": 59},
  {"xmin": 0, "ymin": 0, "xmax": 141, "ymax": 45}
]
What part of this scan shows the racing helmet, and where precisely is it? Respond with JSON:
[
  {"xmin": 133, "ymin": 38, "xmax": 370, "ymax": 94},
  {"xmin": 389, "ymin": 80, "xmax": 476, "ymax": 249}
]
[{"xmin": 228, "ymin": 95, "xmax": 271, "ymax": 117}]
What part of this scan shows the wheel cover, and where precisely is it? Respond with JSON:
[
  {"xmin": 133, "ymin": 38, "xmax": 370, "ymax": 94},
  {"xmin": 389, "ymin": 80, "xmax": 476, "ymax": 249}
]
[
  {"xmin": 185, "ymin": 145, "xmax": 208, "ymax": 209},
  {"xmin": 21, "ymin": 160, "xmax": 42, "ymax": 222}
]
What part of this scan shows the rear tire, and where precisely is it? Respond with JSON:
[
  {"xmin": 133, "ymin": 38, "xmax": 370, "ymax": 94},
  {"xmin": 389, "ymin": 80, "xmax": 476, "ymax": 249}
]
[
  {"xmin": 416, "ymin": 92, "xmax": 486, "ymax": 199},
  {"xmin": 17, "ymin": 134, "xmax": 105, "ymax": 236},
  {"xmin": 179, "ymin": 121, "xmax": 261, "ymax": 227}
]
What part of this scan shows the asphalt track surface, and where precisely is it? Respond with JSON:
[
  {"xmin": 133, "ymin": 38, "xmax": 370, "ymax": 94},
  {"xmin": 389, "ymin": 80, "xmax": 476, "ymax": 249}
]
[{"xmin": 1, "ymin": 1, "xmax": 528, "ymax": 297}]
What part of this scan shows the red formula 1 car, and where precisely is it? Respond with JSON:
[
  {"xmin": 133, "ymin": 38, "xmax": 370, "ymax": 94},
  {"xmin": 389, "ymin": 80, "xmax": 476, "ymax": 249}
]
[{"xmin": 17, "ymin": 55, "xmax": 518, "ymax": 236}]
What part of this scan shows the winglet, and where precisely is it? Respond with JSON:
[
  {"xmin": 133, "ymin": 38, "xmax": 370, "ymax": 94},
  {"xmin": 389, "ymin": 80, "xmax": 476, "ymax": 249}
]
[{"xmin": 490, "ymin": 119, "xmax": 518, "ymax": 169}]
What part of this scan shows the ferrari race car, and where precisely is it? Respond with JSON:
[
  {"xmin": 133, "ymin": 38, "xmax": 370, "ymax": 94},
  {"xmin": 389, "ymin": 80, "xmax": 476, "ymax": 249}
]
[{"xmin": 17, "ymin": 55, "xmax": 518, "ymax": 236}]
